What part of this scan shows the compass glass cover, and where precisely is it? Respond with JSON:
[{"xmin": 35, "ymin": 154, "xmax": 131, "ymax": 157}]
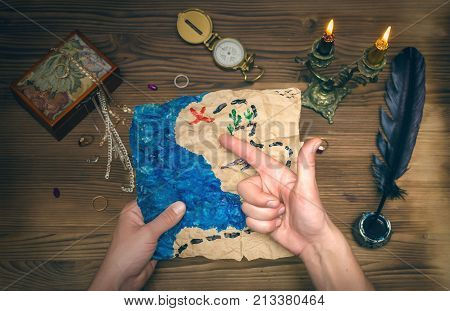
[{"xmin": 213, "ymin": 38, "xmax": 245, "ymax": 68}]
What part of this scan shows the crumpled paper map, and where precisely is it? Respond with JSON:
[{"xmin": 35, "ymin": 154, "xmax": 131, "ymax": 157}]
[{"xmin": 130, "ymin": 88, "xmax": 302, "ymax": 260}]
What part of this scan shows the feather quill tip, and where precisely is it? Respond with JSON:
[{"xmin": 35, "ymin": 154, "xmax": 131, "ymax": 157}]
[{"xmin": 371, "ymin": 155, "xmax": 407, "ymax": 199}]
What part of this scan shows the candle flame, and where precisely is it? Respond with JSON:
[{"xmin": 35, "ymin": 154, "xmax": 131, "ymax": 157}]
[
  {"xmin": 326, "ymin": 19, "xmax": 334, "ymax": 36},
  {"xmin": 382, "ymin": 26, "xmax": 391, "ymax": 43}
]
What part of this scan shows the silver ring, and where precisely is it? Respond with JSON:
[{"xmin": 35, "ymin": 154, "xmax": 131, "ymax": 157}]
[
  {"xmin": 174, "ymin": 74, "xmax": 189, "ymax": 88},
  {"xmin": 78, "ymin": 135, "xmax": 94, "ymax": 147}
]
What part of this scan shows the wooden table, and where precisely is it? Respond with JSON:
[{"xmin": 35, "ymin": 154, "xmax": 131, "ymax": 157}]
[{"xmin": 0, "ymin": 0, "xmax": 448, "ymax": 290}]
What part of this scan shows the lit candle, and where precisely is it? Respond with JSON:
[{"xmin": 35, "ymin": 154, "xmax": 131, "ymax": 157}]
[
  {"xmin": 367, "ymin": 26, "xmax": 391, "ymax": 65},
  {"xmin": 317, "ymin": 19, "xmax": 335, "ymax": 56}
]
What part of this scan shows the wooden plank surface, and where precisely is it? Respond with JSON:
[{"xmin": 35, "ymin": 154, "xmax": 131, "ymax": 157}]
[{"xmin": 0, "ymin": 0, "xmax": 448, "ymax": 290}]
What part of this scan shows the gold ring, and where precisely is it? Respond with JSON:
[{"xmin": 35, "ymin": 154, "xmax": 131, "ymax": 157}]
[
  {"xmin": 92, "ymin": 196, "xmax": 108, "ymax": 212},
  {"xmin": 54, "ymin": 63, "xmax": 70, "ymax": 79}
]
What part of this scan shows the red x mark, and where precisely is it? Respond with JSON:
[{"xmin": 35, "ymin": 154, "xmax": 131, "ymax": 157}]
[{"xmin": 189, "ymin": 106, "xmax": 215, "ymax": 125}]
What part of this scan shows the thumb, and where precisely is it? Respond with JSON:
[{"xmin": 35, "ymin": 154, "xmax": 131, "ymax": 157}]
[
  {"xmin": 145, "ymin": 201, "xmax": 186, "ymax": 239},
  {"xmin": 296, "ymin": 138, "xmax": 322, "ymax": 190}
]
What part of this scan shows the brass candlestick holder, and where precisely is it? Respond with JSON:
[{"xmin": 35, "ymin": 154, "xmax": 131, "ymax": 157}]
[{"xmin": 295, "ymin": 31, "xmax": 389, "ymax": 123}]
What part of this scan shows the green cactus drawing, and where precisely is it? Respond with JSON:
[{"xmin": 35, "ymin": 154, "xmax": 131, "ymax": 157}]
[
  {"xmin": 244, "ymin": 108, "xmax": 253, "ymax": 122},
  {"xmin": 229, "ymin": 109, "xmax": 242, "ymax": 128},
  {"xmin": 227, "ymin": 124, "xmax": 234, "ymax": 135}
]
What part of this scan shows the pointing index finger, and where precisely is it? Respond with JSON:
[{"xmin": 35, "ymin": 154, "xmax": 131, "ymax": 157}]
[{"xmin": 219, "ymin": 134, "xmax": 291, "ymax": 178}]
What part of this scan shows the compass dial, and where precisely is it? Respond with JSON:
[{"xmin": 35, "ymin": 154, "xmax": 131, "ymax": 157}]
[{"xmin": 213, "ymin": 38, "xmax": 245, "ymax": 68}]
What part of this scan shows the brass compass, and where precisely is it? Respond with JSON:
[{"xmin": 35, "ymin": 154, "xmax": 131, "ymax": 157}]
[{"xmin": 177, "ymin": 8, "xmax": 264, "ymax": 82}]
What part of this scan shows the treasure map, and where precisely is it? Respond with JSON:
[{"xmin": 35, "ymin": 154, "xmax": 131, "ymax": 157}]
[{"xmin": 130, "ymin": 88, "xmax": 302, "ymax": 260}]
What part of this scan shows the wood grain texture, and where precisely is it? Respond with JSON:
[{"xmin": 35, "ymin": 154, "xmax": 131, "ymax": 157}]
[{"xmin": 0, "ymin": 0, "xmax": 448, "ymax": 290}]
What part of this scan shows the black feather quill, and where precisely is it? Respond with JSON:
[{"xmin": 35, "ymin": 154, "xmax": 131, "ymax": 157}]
[{"xmin": 372, "ymin": 47, "xmax": 426, "ymax": 215}]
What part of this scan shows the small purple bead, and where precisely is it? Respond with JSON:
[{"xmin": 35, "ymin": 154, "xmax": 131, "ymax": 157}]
[
  {"xmin": 147, "ymin": 83, "xmax": 158, "ymax": 91},
  {"xmin": 53, "ymin": 187, "xmax": 61, "ymax": 198}
]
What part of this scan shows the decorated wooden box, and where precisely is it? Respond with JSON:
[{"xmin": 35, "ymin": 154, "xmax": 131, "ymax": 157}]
[{"xmin": 10, "ymin": 30, "xmax": 121, "ymax": 140}]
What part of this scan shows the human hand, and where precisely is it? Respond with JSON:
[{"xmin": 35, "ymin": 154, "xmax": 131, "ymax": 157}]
[
  {"xmin": 89, "ymin": 200, "xmax": 186, "ymax": 291},
  {"xmin": 220, "ymin": 134, "xmax": 373, "ymax": 290},
  {"xmin": 219, "ymin": 134, "xmax": 329, "ymax": 255}
]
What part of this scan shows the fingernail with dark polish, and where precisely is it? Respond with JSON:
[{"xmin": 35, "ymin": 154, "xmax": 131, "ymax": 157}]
[{"xmin": 316, "ymin": 138, "xmax": 328, "ymax": 154}]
